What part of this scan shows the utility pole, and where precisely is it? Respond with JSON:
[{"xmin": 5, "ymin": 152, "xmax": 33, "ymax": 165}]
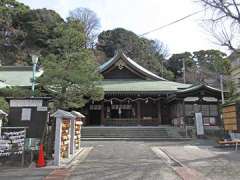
[
  {"xmin": 182, "ymin": 58, "xmax": 186, "ymax": 83},
  {"xmin": 220, "ymin": 74, "xmax": 225, "ymax": 104}
]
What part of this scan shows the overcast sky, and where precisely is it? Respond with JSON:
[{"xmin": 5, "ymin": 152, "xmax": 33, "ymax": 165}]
[{"xmin": 18, "ymin": 0, "xmax": 228, "ymax": 55}]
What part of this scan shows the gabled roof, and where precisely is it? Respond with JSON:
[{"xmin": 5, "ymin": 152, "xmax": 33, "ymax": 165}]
[
  {"xmin": 71, "ymin": 110, "xmax": 85, "ymax": 118},
  {"xmin": 177, "ymin": 84, "xmax": 222, "ymax": 94},
  {"xmin": 166, "ymin": 83, "xmax": 224, "ymax": 102},
  {"xmin": 0, "ymin": 66, "xmax": 43, "ymax": 87},
  {"xmin": 51, "ymin": 109, "xmax": 76, "ymax": 119},
  {"xmin": 99, "ymin": 51, "xmax": 166, "ymax": 80}
]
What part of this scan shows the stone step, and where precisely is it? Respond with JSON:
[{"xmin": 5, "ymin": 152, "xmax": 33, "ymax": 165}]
[{"xmin": 81, "ymin": 126, "xmax": 186, "ymax": 139}]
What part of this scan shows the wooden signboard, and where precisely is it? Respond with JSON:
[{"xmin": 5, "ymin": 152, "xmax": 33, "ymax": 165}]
[{"xmin": 223, "ymin": 104, "xmax": 237, "ymax": 131}]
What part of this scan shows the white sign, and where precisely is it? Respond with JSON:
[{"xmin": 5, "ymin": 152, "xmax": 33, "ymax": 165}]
[
  {"xmin": 21, "ymin": 108, "xmax": 31, "ymax": 121},
  {"xmin": 37, "ymin": 106, "xmax": 48, "ymax": 111},
  {"xmin": 10, "ymin": 100, "xmax": 43, "ymax": 107},
  {"xmin": 195, "ymin": 112, "xmax": 204, "ymax": 136}
]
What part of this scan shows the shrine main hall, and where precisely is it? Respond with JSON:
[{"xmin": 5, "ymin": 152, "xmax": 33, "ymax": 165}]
[{"xmin": 84, "ymin": 51, "xmax": 223, "ymax": 127}]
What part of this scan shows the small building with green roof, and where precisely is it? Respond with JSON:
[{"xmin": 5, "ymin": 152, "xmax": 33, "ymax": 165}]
[{"xmin": 0, "ymin": 66, "xmax": 43, "ymax": 87}]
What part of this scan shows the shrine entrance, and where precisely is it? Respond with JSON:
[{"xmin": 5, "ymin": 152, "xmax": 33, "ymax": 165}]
[
  {"xmin": 88, "ymin": 110, "xmax": 101, "ymax": 126},
  {"xmin": 86, "ymin": 97, "xmax": 163, "ymax": 126}
]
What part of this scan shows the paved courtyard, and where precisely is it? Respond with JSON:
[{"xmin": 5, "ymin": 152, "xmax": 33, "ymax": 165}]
[
  {"xmin": 68, "ymin": 141, "xmax": 180, "ymax": 180},
  {"xmin": 0, "ymin": 140, "xmax": 240, "ymax": 180},
  {"xmin": 158, "ymin": 140, "xmax": 240, "ymax": 180}
]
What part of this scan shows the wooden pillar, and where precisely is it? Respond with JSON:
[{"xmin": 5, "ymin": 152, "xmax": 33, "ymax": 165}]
[
  {"xmin": 70, "ymin": 118, "xmax": 75, "ymax": 155},
  {"xmin": 157, "ymin": 100, "xmax": 161, "ymax": 125},
  {"xmin": 100, "ymin": 101, "xmax": 105, "ymax": 126},
  {"xmin": 66, "ymin": 120, "xmax": 71, "ymax": 159},
  {"xmin": 182, "ymin": 100, "xmax": 185, "ymax": 125},
  {"xmin": 54, "ymin": 117, "xmax": 62, "ymax": 166},
  {"xmin": 137, "ymin": 101, "xmax": 141, "ymax": 125}
]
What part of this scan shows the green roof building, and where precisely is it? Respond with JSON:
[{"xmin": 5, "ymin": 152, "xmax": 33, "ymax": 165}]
[{"xmin": 85, "ymin": 51, "xmax": 223, "ymax": 126}]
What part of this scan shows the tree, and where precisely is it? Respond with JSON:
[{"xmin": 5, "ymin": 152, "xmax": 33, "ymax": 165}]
[
  {"xmin": 68, "ymin": 7, "xmax": 100, "ymax": 48},
  {"xmin": 193, "ymin": 50, "xmax": 230, "ymax": 75},
  {"xmin": 166, "ymin": 50, "xmax": 230, "ymax": 85},
  {"xmin": 193, "ymin": 49, "xmax": 231, "ymax": 87},
  {"xmin": 39, "ymin": 21, "xmax": 103, "ymax": 109},
  {"xmin": 0, "ymin": 97, "xmax": 9, "ymax": 113},
  {"xmin": 199, "ymin": 0, "xmax": 240, "ymax": 51},
  {"xmin": 167, "ymin": 52, "xmax": 194, "ymax": 79},
  {"xmin": 0, "ymin": 0, "xmax": 30, "ymax": 65},
  {"xmin": 0, "ymin": 1, "xmax": 65, "ymax": 65},
  {"xmin": 20, "ymin": 9, "xmax": 64, "ymax": 56},
  {"xmin": 96, "ymin": 28, "xmax": 173, "ymax": 79}
]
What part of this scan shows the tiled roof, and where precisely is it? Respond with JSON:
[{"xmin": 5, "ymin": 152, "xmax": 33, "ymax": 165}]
[
  {"xmin": 0, "ymin": 66, "xmax": 43, "ymax": 87},
  {"xmin": 100, "ymin": 80, "xmax": 191, "ymax": 93}
]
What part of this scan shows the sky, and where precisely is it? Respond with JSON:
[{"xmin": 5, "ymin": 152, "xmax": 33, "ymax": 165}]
[{"xmin": 18, "ymin": 0, "xmax": 229, "ymax": 55}]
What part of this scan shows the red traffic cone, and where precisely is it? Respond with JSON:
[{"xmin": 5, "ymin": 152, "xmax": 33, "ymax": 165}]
[{"xmin": 36, "ymin": 144, "xmax": 46, "ymax": 167}]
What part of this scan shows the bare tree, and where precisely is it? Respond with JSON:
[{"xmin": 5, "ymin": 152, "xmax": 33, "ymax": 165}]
[
  {"xmin": 68, "ymin": 7, "xmax": 100, "ymax": 48},
  {"xmin": 199, "ymin": 0, "xmax": 240, "ymax": 52}
]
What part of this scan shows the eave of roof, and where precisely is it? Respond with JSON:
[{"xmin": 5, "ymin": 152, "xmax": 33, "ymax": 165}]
[{"xmin": 6, "ymin": 97, "xmax": 52, "ymax": 100}]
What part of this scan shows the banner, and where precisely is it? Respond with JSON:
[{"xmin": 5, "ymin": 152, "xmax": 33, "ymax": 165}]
[{"xmin": 195, "ymin": 112, "xmax": 204, "ymax": 136}]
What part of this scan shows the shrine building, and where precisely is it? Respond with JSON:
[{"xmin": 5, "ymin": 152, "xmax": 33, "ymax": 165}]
[{"xmin": 84, "ymin": 51, "xmax": 223, "ymax": 126}]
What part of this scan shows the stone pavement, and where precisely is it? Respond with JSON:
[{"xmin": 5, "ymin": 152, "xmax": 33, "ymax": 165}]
[
  {"xmin": 68, "ymin": 141, "xmax": 181, "ymax": 180},
  {"xmin": 0, "ymin": 167, "xmax": 52, "ymax": 180},
  {"xmin": 1, "ymin": 140, "xmax": 239, "ymax": 180},
  {"xmin": 158, "ymin": 140, "xmax": 240, "ymax": 180}
]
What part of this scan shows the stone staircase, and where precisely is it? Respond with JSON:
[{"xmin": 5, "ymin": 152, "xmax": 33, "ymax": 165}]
[{"xmin": 81, "ymin": 126, "xmax": 190, "ymax": 140}]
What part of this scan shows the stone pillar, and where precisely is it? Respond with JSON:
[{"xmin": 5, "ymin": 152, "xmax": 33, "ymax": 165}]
[
  {"xmin": 70, "ymin": 118, "xmax": 75, "ymax": 155},
  {"xmin": 54, "ymin": 117, "xmax": 62, "ymax": 166}
]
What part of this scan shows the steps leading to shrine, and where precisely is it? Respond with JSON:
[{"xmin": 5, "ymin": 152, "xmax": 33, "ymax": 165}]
[{"xmin": 81, "ymin": 126, "xmax": 190, "ymax": 140}]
